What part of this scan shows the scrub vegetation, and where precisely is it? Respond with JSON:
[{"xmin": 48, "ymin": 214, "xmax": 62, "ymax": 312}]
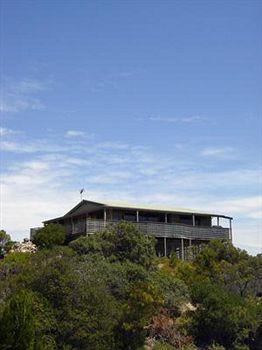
[{"xmin": 0, "ymin": 223, "xmax": 261, "ymax": 350}]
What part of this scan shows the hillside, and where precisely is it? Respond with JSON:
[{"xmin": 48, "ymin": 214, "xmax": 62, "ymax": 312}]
[{"xmin": 0, "ymin": 223, "xmax": 261, "ymax": 350}]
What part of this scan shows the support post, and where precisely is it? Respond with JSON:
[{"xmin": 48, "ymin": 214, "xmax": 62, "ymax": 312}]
[
  {"xmin": 229, "ymin": 218, "xmax": 232, "ymax": 241},
  {"xmin": 103, "ymin": 208, "xmax": 107, "ymax": 227},
  {"xmin": 165, "ymin": 213, "xmax": 168, "ymax": 223},
  {"xmin": 164, "ymin": 237, "xmax": 167, "ymax": 257},
  {"xmin": 192, "ymin": 214, "xmax": 195, "ymax": 226},
  {"xmin": 181, "ymin": 238, "xmax": 184, "ymax": 260},
  {"xmin": 136, "ymin": 210, "xmax": 139, "ymax": 222},
  {"xmin": 189, "ymin": 238, "xmax": 192, "ymax": 260},
  {"xmin": 217, "ymin": 216, "xmax": 220, "ymax": 226},
  {"xmin": 71, "ymin": 217, "xmax": 74, "ymax": 234}
]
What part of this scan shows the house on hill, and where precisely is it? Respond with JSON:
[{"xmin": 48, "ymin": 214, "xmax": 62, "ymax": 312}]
[{"xmin": 31, "ymin": 199, "xmax": 233, "ymax": 258}]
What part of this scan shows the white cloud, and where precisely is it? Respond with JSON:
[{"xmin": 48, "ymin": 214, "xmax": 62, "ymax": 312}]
[
  {"xmin": 65, "ymin": 130, "xmax": 87, "ymax": 138},
  {"xmin": 86, "ymin": 171, "xmax": 133, "ymax": 185},
  {"xmin": 88, "ymin": 71, "xmax": 134, "ymax": 93},
  {"xmin": 0, "ymin": 130, "xmax": 261, "ymax": 254},
  {"xmin": 214, "ymin": 196, "xmax": 262, "ymax": 219},
  {"xmin": 0, "ymin": 140, "xmax": 66, "ymax": 153},
  {"xmin": 96, "ymin": 141, "xmax": 130, "ymax": 150},
  {"xmin": 201, "ymin": 147, "xmax": 235, "ymax": 158},
  {"xmin": 0, "ymin": 78, "xmax": 50, "ymax": 113},
  {"xmin": 148, "ymin": 115, "xmax": 204, "ymax": 123},
  {"xmin": 0, "ymin": 127, "xmax": 20, "ymax": 136},
  {"xmin": 0, "ymin": 98, "xmax": 44, "ymax": 113},
  {"xmin": 233, "ymin": 222, "xmax": 262, "ymax": 254},
  {"xmin": 10, "ymin": 79, "xmax": 47, "ymax": 93}
]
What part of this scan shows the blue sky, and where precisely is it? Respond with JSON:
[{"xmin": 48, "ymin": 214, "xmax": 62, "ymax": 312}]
[{"xmin": 1, "ymin": 0, "xmax": 261, "ymax": 254}]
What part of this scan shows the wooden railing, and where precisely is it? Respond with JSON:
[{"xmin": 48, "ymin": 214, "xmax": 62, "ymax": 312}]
[{"xmin": 83, "ymin": 219, "xmax": 230, "ymax": 241}]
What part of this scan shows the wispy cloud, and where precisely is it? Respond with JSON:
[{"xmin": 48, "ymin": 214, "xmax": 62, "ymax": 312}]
[
  {"xmin": 1, "ymin": 129, "xmax": 261, "ymax": 253},
  {"xmin": 86, "ymin": 171, "xmax": 133, "ymax": 185},
  {"xmin": 88, "ymin": 71, "xmax": 134, "ymax": 93},
  {"xmin": 0, "ymin": 140, "xmax": 66, "ymax": 153},
  {"xmin": 0, "ymin": 126, "xmax": 21, "ymax": 137},
  {"xmin": 65, "ymin": 130, "xmax": 88, "ymax": 138},
  {"xmin": 0, "ymin": 78, "xmax": 50, "ymax": 113},
  {"xmin": 0, "ymin": 99, "xmax": 44, "ymax": 113},
  {"xmin": 215, "ymin": 196, "xmax": 262, "ymax": 219},
  {"xmin": 200, "ymin": 147, "xmax": 236, "ymax": 158},
  {"xmin": 147, "ymin": 115, "xmax": 205, "ymax": 123}
]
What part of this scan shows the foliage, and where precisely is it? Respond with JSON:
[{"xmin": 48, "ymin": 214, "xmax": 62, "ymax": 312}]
[
  {"xmin": 0, "ymin": 225, "xmax": 261, "ymax": 350},
  {"xmin": 153, "ymin": 340, "xmax": 176, "ymax": 349},
  {"xmin": 194, "ymin": 240, "xmax": 248, "ymax": 279},
  {"xmin": 207, "ymin": 344, "xmax": 226, "ymax": 350},
  {"xmin": 69, "ymin": 234, "xmax": 103, "ymax": 255},
  {"xmin": 148, "ymin": 310, "xmax": 194, "ymax": 349},
  {"xmin": 189, "ymin": 280, "xmax": 259, "ymax": 349},
  {"xmin": 0, "ymin": 289, "xmax": 55, "ymax": 350},
  {"xmin": 153, "ymin": 270, "xmax": 189, "ymax": 314},
  {"xmin": 0, "ymin": 230, "xmax": 11, "ymax": 257},
  {"xmin": 32, "ymin": 224, "xmax": 66, "ymax": 249},
  {"xmin": 70, "ymin": 221, "xmax": 157, "ymax": 268}
]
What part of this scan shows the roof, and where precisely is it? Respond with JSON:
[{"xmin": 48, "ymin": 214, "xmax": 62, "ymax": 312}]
[
  {"xmin": 43, "ymin": 199, "xmax": 233, "ymax": 223},
  {"xmin": 100, "ymin": 200, "xmax": 232, "ymax": 219}
]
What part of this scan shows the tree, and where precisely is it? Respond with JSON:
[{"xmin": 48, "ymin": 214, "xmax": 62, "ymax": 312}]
[
  {"xmin": 0, "ymin": 290, "xmax": 56, "ymax": 350},
  {"xmin": 69, "ymin": 234, "xmax": 103, "ymax": 255},
  {"xmin": 194, "ymin": 240, "xmax": 249, "ymax": 276},
  {"xmin": 189, "ymin": 281, "xmax": 256, "ymax": 349},
  {"xmin": 28, "ymin": 249, "xmax": 122, "ymax": 349},
  {"xmin": 0, "ymin": 230, "xmax": 11, "ymax": 257},
  {"xmin": 192, "ymin": 240, "xmax": 262, "ymax": 298},
  {"xmin": 32, "ymin": 224, "xmax": 66, "ymax": 249},
  {"xmin": 2, "ymin": 222, "xmax": 260, "ymax": 350},
  {"xmin": 153, "ymin": 270, "xmax": 189, "ymax": 314},
  {"xmin": 26, "ymin": 241, "xmax": 161, "ymax": 349},
  {"xmin": 218, "ymin": 256, "xmax": 262, "ymax": 297},
  {"xmin": 70, "ymin": 221, "xmax": 157, "ymax": 268}
]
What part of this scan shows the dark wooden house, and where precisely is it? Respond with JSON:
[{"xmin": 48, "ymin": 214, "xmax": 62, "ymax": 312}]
[{"xmin": 32, "ymin": 199, "xmax": 233, "ymax": 258}]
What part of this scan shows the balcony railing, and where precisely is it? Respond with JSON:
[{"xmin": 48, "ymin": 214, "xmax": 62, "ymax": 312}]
[{"xmin": 83, "ymin": 219, "xmax": 230, "ymax": 241}]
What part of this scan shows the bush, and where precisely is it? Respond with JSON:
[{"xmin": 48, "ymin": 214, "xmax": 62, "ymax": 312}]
[
  {"xmin": 1, "ymin": 222, "xmax": 260, "ymax": 350},
  {"xmin": 32, "ymin": 224, "xmax": 66, "ymax": 249},
  {"xmin": 0, "ymin": 230, "xmax": 11, "ymax": 257},
  {"xmin": 190, "ymin": 281, "xmax": 256, "ymax": 349},
  {"xmin": 0, "ymin": 289, "xmax": 56, "ymax": 350},
  {"xmin": 69, "ymin": 234, "xmax": 103, "ymax": 255},
  {"xmin": 70, "ymin": 221, "xmax": 157, "ymax": 268},
  {"xmin": 153, "ymin": 340, "xmax": 175, "ymax": 349},
  {"xmin": 153, "ymin": 270, "xmax": 189, "ymax": 313}
]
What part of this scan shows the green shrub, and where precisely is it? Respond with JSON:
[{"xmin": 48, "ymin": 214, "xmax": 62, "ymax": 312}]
[
  {"xmin": 32, "ymin": 224, "xmax": 66, "ymax": 249},
  {"xmin": 70, "ymin": 221, "xmax": 157, "ymax": 268},
  {"xmin": 0, "ymin": 290, "xmax": 56, "ymax": 350},
  {"xmin": 153, "ymin": 340, "xmax": 175, "ymax": 349},
  {"xmin": 190, "ymin": 281, "xmax": 256, "ymax": 349}
]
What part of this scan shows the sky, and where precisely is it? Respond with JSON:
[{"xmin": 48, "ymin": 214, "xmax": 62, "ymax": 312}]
[{"xmin": 0, "ymin": 0, "xmax": 261, "ymax": 254}]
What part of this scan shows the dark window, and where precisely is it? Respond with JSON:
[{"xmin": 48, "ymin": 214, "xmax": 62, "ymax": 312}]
[
  {"xmin": 123, "ymin": 212, "xmax": 136, "ymax": 221},
  {"xmin": 178, "ymin": 215, "xmax": 192, "ymax": 225},
  {"xmin": 139, "ymin": 211, "xmax": 165, "ymax": 222}
]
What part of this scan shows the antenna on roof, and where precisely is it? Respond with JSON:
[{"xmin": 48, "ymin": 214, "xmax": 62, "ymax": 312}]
[{"xmin": 80, "ymin": 188, "xmax": 85, "ymax": 201}]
